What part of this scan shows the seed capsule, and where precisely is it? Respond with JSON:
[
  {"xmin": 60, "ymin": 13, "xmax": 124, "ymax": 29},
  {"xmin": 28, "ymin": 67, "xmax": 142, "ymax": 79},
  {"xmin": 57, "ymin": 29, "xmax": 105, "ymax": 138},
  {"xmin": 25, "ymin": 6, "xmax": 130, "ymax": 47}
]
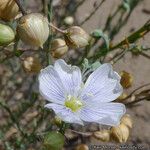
[
  {"xmin": 22, "ymin": 56, "xmax": 42, "ymax": 73},
  {"xmin": 51, "ymin": 38, "xmax": 68, "ymax": 58},
  {"xmin": 64, "ymin": 16, "xmax": 74, "ymax": 26},
  {"xmin": 110, "ymin": 123, "xmax": 130, "ymax": 143},
  {"xmin": 120, "ymin": 71, "xmax": 133, "ymax": 88},
  {"xmin": 76, "ymin": 144, "xmax": 89, "ymax": 150},
  {"xmin": 121, "ymin": 114, "xmax": 133, "ymax": 129},
  {"xmin": 65, "ymin": 26, "xmax": 90, "ymax": 48},
  {"xmin": 0, "ymin": 0, "xmax": 19, "ymax": 21},
  {"xmin": 93, "ymin": 129, "xmax": 110, "ymax": 142},
  {"xmin": 17, "ymin": 13, "xmax": 49, "ymax": 48},
  {"xmin": 0, "ymin": 23, "xmax": 15, "ymax": 46}
]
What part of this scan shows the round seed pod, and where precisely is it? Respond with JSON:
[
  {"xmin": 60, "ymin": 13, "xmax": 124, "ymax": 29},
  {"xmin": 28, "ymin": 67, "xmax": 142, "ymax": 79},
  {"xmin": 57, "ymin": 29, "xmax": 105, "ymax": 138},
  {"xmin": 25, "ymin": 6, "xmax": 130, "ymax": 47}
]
[
  {"xmin": 0, "ymin": 23, "xmax": 15, "ymax": 46},
  {"xmin": 64, "ymin": 16, "xmax": 74, "ymax": 26},
  {"xmin": 0, "ymin": 0, "xmax": 19, "ymax": 21},
  {"xmin": 64, "ymin": 26, "xmax": 90, "ymax": 48},
  {"xmin": 93, "ymin": 129, "xmax": 110, "ymax": 142},
  {"xmin": 120, "ymin": 71, "xmax": 133, "ymax": 89},
  {"xmin": 22, "ymin": 56, "xmax": 42, "ymax": 73},
  {"xmin": 121, "ymin": 114, "xmax": 133, "ymax": 129},
  {"xmin": 110, "ymin": 123, "xmax": 130, "ymax": 143},
  {"xmin": 17, "ymin": 13, "xmax": 49, "ymax": 48},
  {"xmin": 76, "ymin": 144, "xmax": 89, "ymax": 150},
  {"xmin": 51, "ymin": 38, "xmax": 68, "ymax": 58}
]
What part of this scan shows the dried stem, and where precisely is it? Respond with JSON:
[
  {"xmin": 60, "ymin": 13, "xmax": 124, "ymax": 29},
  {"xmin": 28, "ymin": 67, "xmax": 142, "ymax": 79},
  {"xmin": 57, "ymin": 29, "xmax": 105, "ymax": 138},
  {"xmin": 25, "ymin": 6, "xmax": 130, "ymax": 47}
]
[
  {"xmin": 48, "ymin": 22, "xmax": 66, "ymax": 34},
  {"xmin": 14, "ymin": 0, "xmax": 27, "ymax": 15}
]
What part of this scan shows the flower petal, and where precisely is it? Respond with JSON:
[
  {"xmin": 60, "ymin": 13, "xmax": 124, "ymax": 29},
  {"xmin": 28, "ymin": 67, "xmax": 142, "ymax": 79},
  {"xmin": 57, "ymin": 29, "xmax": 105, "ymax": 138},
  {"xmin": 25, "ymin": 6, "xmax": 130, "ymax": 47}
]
[
  {"xmin": 39, "ymin": 65, "xmax": 65, "ymax": 104},
  {"xmin": 81, "ymin": 64, "xmax": 123, "ymax": 102},
  {"xmin": 80, "ymin": 102, "xmax": 126, "ymax": 126},
  {"xmin": 54, "ymin": 59, "xmax": 82, "ymax": 96},
  {"xmin": 45, "ymin": 103, "xmax": 84, "ymax": 125}
]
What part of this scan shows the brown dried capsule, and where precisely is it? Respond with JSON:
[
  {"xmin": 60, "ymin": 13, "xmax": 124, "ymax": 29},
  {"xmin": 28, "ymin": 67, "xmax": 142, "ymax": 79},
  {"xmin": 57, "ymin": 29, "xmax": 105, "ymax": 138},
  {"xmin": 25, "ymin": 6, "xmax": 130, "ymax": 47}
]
[
  {"xmin": 121, "ymin": 114, "xmax": 133, "ymax": 129},
  {"xmin": 17, "ymin": 13, "xmax": 49, "ymax": 48},
  {"xmin": 120, "ymin": 71, "xmax": 133, "ymax": 89},
  {"xmin": 0, "ymin": 0, "xmax": 19, "ymax": 21},
  {"xmin": 110, "ymin": 123, "xmax": 130, "ymax": 143},
  {"xmin": 51, "ymin": 38, "xmax": 68, "ymax": 58},
  {"xmin": 22, "ymin": 56, "xmax": 42, "ymax": 73},
  {"xmin": 93, "ymin": 129, "xmax": 110, "ymax": 142},
  {"xmin": 65, "ymin": 26, "xmax": 90, "ymax": 48}
]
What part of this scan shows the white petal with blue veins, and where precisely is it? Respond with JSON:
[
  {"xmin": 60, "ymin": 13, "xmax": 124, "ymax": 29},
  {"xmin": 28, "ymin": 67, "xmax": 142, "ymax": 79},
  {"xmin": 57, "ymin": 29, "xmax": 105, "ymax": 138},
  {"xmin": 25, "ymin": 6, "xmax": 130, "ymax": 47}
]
[
  {"xmin": 45, "ymin": 103, "xmax": 84, "ymax": 125},
  {"xmin": 39, "ymin": 65, "xmax": 65, "ymax": 104}
]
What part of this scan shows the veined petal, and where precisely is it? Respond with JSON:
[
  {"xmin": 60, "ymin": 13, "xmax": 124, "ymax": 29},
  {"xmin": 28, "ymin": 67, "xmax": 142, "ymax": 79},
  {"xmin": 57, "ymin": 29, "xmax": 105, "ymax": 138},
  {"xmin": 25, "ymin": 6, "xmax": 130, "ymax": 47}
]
[
  {"xmin": 39, "ymin": 65, "xmax": 65, "ymax": 104},
  {"xmin": 81, "ymin": 64, "xmax": 122, "ymax": 102},
  {"xmin": 80, "ymin": 102, "xmax": 126, "ymax": 126},
  {"xmin": 54, "ymin": 59, "xmax": 82, "ymax": 96},
  {"xmin": 45, "ymin": 103, "xmax": 84, "ymax": 125}
]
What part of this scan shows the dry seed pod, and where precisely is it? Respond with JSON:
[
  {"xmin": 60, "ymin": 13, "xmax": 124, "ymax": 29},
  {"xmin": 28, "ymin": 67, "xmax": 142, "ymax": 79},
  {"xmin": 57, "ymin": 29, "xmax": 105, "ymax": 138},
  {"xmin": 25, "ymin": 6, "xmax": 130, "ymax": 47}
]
[
  {"xmin": 93, "ymin": 129, "xmax": 110, "ymax": 142},
  {"xmin": 64, "ymin": 16, "xmax": 74, "ymax": 26},
  {"xmin": 110, "ymin": 123, "xmax": 130, "ymax": 143},
  {"xmin": 51, "ymin": 38, "xmax": 68, "ymax": 58},
  {"xmin": 121, "ymin": 114, "xmax": 133, "ymax": 129},
  {"xmin": 17, "ymin": 13, "xmax": 49, "ymax": 48},
  {"xmin": 120, "ymin": 71, "xmax": 133, "ymax": 88},
  {"xmin": 0, "ymin": 23, "xmax": 15, "ymax": 46},
  {"xmin": 117, "ymin": 93, "xmax": 128, "ymax": 102},
  {"xmin": 76, "ymin": 144, "xmax": 89, "ymax": 150},
  {"xmin": 22, "ymin": 56, "xmax": 41, "ymax": 73},
  {"xmin": 65, "ymin": 26, "xmax": 90, "ymax": 48},
  {"xmin": 0, "ymin": 0, "xmax": 19, "ymax": 21}
]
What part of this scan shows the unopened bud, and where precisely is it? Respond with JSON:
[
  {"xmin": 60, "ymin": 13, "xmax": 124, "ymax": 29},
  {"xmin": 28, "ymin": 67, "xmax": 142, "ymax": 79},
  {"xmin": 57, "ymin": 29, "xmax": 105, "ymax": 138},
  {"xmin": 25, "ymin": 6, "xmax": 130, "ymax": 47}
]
[
  {"xmin": 64, "ymin": 16, "xmax": 74, "ymax": 26},
  {"xmin": 121, "ymin": 114, "xmax": 133, "ymax": 129},
  {"xmin": 53, "ymin": 116, "xmax": 62, "ymax": 126},
  {"xmin": 76, "ymin": 144, "xmax": 89, "ymax": 150},
  {"xmin": 120, "ymin": 71, "xmax": 133, "ymax": 88},
  {"xmin": 0, "ymin": 23, "xmax": 15, "ymax": 46},
  {"xmin": 110, "ymin": 123, "xmax": 130, "ymax": 143},
  {"xmin": 43, "ymin": 131, "xmax": 64, "ymax": 150},
  {"xmin": 17, "ymin": 13, "xmax": 49, "ymax": 48},
  {"xmin": 93, "ymin": 129, "xmax": 110, "ymax": 142},
  {"xmin": 0, "ymin": 0, "xmax": 19, "ymax": 21},
  {"xmin": 22, "ymin": 56, "xmax": 41, "ymax": 73},
  {"xmin": 65, "ymin": 26, "xmax": 90, "ymax": 48},
  {"xmin": 51, "ymin": 38, "xmax": 68, "ymax": 58}
]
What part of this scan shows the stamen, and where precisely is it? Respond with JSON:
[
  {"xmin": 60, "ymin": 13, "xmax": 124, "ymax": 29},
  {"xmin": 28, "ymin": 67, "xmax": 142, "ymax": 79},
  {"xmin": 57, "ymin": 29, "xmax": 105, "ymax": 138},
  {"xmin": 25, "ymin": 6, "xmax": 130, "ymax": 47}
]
[{"xmin": 65, "ymin": 96, "xmax": 83, "ymax": 112}]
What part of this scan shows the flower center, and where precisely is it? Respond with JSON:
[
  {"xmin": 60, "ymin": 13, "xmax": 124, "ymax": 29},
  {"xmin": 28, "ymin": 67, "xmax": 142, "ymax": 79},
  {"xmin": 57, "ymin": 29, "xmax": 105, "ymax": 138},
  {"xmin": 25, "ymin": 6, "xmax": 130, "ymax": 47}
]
[{"xmin": 65, "ymin": 95, "xmax": 83, "ymax": 112}]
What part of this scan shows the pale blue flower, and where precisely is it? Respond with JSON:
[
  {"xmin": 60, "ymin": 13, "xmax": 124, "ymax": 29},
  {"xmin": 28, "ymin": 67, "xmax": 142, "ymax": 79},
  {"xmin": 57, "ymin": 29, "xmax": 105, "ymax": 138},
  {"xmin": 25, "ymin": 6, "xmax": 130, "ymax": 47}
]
[{"xmin": 39, "ymin": 59, "xmax": 126, "ymax": 126}]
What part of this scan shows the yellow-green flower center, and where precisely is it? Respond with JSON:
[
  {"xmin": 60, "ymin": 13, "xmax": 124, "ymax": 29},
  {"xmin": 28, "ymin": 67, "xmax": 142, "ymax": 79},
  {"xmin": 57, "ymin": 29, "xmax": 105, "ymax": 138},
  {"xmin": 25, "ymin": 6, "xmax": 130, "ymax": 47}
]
[{"xmin": 65, "ymin": 96, "xmax": 83, "ymax": 112}]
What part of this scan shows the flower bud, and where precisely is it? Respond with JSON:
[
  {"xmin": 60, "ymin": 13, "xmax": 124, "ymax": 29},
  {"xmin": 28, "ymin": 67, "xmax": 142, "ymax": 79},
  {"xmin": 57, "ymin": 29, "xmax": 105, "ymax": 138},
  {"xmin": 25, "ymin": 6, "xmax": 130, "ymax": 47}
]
[
  {"xmin": 51, "ymin": 38, "xmax": 68, "ymax": 58},
  {"xmin": 17, "ymin": 13, "xmax": 49, "ymax": 48},
  {"xmin": 43, "ymin": 131, "xmax": 64, "ymax": 150},
  {"xmin": 65, "ymin": 26, "xmax": 90, "ymax": 48},
  {"xmin": 93, "ymin": 129, "xmax": 110, "ymax": 142},
  {"xmin": 53, "ymin": 116, "xmax": 62, "ymax": 126},
  {"xmin": 110, "ymin": 123, "xmax": 130, "ymax": 143},
  {"xmin": 0, "ymin": 23, "xmax": 15, "ymax": 46},
  {"xmin": 76, "ymin": 144, "xmax": 89, "ymax": 150},
  {"xmin": 121, "ymin": 114, "xmax": 133, "ymax": 129},
  {"xmin": 120, "ymin": 71, "xmax": 133, "ymax": 89},
  {"xmin": 0, "ymin": 0, "xmax": 19, "ymax": 21},
  {"xmin": 22, "ymin": 56, "xmax": 41, "ymax": 73},
  {"xmin": 64, "ymin": 16, "xmax": 74, "ymax": 26}
]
